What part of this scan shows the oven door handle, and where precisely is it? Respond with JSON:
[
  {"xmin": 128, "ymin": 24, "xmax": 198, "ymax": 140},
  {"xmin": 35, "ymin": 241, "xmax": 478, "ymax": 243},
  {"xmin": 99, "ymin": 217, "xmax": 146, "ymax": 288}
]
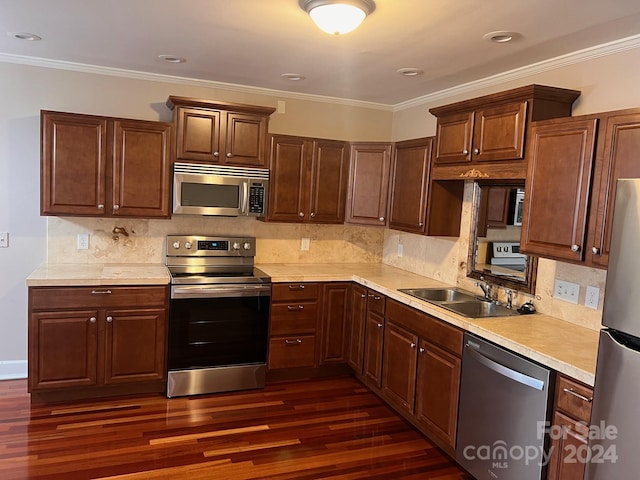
[{"xmin": 171, "ymin": 284, "xmax": 271, "ymax": 299}]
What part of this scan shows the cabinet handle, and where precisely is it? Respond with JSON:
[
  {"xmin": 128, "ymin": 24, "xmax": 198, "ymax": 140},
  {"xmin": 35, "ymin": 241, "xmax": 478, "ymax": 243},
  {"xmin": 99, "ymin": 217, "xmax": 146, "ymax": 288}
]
[
  {"xmin": 563, "ymin": 387, "xmax": 593, "ymax": 403},
  {"xmin": 418, "ymin": 222, "xmax": 424, "ymax": 227},
  {"xmin": 213, "ymin": 151, "xmax": 220, "ymax": 157},
  {"xmin": 368, "ymin": 294, "xmax": 381, "ymax": 300},
  {"xmin": 419, "ymin": 347, "xmax": 425, "ymax": 353},
  {"xmin": 226, "ymin": 152, "xmax": 233, "ymax": 158},
  {"xmin": 299, "ymin": 212, "xmax": 305, "ymax": 217},
  {"xmin": 473, "ymin": 148, "xmax": 480, "ymax": 154},
  {"xmin": 106, "ymin": 316, "xmax": 113, "ymax": 323},
  {"xmin": 410, "ymin": 343, "xmax": 416, "ymax": 348},
  {"xmin": 91, "ymin": 289, "xmax": 112, "ymax": 295},
  {"xmin": 113, "ymin": 204, "xmax": 120, "ymax": 211},
  {"xmin": 379, "ymin": 217, "xmax": 385, "ymax": 222},
  {"xmin": 310, "ymin": 212, "xmax": 316, "ymax": 218},
  {"xmin": 89, "ymin": 316, "xmax": 97, "ymax": 324},
  {"xmin": 288, "ymin": 284, "xmax": 305, "ymax": 290},
  {"xmin": 97, "ymin": 204, "xmax": 104, "ymax": 209},
  {"xmin": 360, "ymin": 294, "xmax": 366, "ymax": 298},
  {"xmin": 571, "ymin": 244, "xmax": 581, "ymax": 252},
  {"xmin": 462, "ymin": 149, "xmax": 469, "ymax": 155},
  {"xmin": 592, "ymin": 246, "xmax": 601, "ymax": 255},
  {"xmin": 287, "ymin": 305, "xmax": 304, "ymax": 311},
  {"xmin": 376, "ymin": 323, "xmax": 383, "ymax": 328},
  {"xmin": 285, "ymin": 338, "xmax": 302, "ymax": 345}
]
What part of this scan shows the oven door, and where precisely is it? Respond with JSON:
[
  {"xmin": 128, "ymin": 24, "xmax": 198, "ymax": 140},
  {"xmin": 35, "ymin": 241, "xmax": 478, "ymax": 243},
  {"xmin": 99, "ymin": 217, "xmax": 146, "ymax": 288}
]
[{"xmin": 168, "ymin": 284, "xmax": 270, "ymax": 371}]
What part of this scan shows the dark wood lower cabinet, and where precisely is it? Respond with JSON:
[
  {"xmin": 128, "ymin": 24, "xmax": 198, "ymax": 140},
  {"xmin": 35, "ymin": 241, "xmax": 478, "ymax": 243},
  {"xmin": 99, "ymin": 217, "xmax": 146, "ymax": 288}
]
[
  {"xmin": 382, "ymin": 322, "xmax": 418, "ymax": 415},
  {"xmin": 319, "ymin": 283, "xmax": 350, "ymax": 365},
  {"xmin": 347, "ymin": 284, "xmax": 367, "ymax": 373},
  {"xmin": 363, "ymin": 311, "xmax": 385, "ymax": 388}
]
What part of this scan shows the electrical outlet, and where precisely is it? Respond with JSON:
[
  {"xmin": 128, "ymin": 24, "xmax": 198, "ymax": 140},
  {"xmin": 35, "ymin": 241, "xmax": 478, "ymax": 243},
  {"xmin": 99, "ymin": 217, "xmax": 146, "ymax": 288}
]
[
  {"xmin": 397, "ymin": 243, "xmax": 403, "ymax": 257},
  {"xmin": 300, "ymin": 237, "xmax": 310, "ymax": 251},
  {"xmin": 585, "ymin": 286, "xmax": 600, "ymax": 310},
  {"xmin": 0, "ymin": 231, "xmax": 8, "ymax": 248},
  {"xmin": 554, "ymin": 279, "xmax": 580, "ymax": 304},
  {"xmin": 77, "ymin": 233, "xmax": 90, "ymax": 250}
]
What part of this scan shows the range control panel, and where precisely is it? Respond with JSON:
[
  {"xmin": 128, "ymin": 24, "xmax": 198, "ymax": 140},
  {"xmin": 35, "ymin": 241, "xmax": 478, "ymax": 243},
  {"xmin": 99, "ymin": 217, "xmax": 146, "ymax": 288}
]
[{"xmin": 167, "ymin": 235, "xmax": 256, "ymax": 257}]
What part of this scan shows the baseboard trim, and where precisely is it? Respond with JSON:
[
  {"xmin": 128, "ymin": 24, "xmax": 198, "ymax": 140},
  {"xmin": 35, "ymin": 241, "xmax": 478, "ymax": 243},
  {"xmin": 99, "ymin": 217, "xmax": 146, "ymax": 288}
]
[{"xmin": 0, "ymin": 360, "xmax": 28, "ymax": 380}]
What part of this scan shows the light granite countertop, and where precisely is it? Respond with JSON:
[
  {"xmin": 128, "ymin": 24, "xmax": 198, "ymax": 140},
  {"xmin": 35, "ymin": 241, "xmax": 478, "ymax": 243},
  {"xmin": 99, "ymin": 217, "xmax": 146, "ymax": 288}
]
[{"xmin": 25, "ymin": 262, "xmax": 599, "ymax": 386}]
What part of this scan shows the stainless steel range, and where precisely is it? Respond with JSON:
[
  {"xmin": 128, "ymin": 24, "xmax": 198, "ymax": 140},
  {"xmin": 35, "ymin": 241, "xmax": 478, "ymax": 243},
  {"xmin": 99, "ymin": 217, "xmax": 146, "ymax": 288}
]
[{"xmin": 166, "ymin": 235, "xmax": 271, "ymax": 398}]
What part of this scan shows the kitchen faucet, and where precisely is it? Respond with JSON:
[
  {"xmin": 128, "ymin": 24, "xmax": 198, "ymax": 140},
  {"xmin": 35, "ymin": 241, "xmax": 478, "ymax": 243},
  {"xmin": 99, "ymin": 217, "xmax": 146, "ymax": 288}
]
[{"xmin": 475, "ymin": 278, "xmax": 494, "ymax": 301}]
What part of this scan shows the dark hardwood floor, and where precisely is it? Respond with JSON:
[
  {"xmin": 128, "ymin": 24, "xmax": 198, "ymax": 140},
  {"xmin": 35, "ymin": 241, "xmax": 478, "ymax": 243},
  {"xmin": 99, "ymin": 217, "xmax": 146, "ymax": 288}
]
[{"xmin": 0, "ymin": 376, "xmax": 471, "ymax": 479}]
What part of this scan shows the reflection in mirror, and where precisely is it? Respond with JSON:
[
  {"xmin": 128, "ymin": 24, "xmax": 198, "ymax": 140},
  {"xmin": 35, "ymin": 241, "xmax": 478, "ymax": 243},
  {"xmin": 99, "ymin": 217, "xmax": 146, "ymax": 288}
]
[{"xmin": 468, "ymin": 182, "xmax": 537, "ymax": 294}]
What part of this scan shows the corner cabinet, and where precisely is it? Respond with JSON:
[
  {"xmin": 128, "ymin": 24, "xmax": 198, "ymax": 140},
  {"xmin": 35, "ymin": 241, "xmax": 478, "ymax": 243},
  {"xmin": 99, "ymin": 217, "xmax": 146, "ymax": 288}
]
[
  {"xmin": 28, "ymin": 285, "xmax": 168, "ymax": 401},
  {"xmin": 267, "ymin": 135, "xmax": 349, "ymax": 224},
  {"xmin": 41, "ymin": 111, "xmax": 172, "ymax": 218},
  {"xmin": 429, "ymin": 85, "xmax": 580, "ymax": 180},
  {"xmin": 167, "ymin": 96, "xmax": 275, "ymax": 168}
]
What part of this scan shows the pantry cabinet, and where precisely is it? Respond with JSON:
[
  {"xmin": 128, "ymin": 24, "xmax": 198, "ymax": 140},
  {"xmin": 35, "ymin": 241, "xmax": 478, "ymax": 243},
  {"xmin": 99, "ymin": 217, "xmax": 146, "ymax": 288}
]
[
  {"xmin": 346, "ymin": 142, "xmax": 392, "ymax": 226},
  {"xmin": 28, "ymin": 286, "xmax": 168, "ymax": 401},
  {"xmin": 167, "ymin": 96, "xmax": 275, "ymax": 167},
  {"xmin": 267, "ymin": 134, "xmax": 349, "ymax": 224},
  {"xmin": 41, "ymin": 111, "xmax": 172, "ymax": 218}
]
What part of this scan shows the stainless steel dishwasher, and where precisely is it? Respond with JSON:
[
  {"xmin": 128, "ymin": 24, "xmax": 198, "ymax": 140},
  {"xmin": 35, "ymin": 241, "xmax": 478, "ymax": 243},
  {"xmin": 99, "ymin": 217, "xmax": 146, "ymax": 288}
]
[{"xmin": 456, "ymin": 333, "xmax": 553, "ymax": 480}]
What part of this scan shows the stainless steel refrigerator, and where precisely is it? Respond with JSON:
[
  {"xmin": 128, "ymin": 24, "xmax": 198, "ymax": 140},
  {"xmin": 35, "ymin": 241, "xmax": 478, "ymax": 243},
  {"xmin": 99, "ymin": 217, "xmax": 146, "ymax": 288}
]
[{"xmin": 586, "ymin": 178, "xmax": 640, "ymax": 479}]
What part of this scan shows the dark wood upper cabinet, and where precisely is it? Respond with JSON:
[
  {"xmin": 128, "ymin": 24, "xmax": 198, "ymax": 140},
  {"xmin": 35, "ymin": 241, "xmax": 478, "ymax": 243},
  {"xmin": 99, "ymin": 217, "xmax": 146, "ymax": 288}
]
[
  {"xmin": 346, "ymin": 142, "xmax": 392, "ymax": 226},
  {"xmin": 167, "ymin": 96, "xmax": 275, "ymax": 168},
  {"xmin": 267, "ymin": 134, "xmax": 348, "ymax": 224},
  {"xmin": 429, "ymin": 85, "xmax": 581, "ymax": 180},
  {"xmin": 41, "ymin": 111, "xmax": 172, "ymax": 218}
]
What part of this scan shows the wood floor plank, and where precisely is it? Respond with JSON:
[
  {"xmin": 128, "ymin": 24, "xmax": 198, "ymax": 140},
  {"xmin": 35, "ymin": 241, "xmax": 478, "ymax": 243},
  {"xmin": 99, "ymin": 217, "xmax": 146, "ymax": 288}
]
[{"xmin": 0, "ymin": 376, "xmax": 471, "ymax": 479}]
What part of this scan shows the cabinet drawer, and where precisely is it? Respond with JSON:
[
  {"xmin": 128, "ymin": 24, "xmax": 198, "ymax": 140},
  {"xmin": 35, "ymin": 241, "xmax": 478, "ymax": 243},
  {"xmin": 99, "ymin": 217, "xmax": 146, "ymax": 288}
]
[
  {"xmin": 30, "ymin": 286, "xmax": 168, "ymax": 310},
  {"xmin": 268, "ymin": 335, "xmax": 316, "ymax": 369},
  {"xmin": 272, "ymin": 283, "xmax": 320, "ymax": 302},
  {"xmin": 555, "ymin": 375, "xmax": 593, "ymax": 423},
  {"xmin": 367, "ymin": 291, "xmax": 386, "ymax": 315},
  {"xmin": 270, "ymin": 302, "xmax": 318, "ymax": 334}
]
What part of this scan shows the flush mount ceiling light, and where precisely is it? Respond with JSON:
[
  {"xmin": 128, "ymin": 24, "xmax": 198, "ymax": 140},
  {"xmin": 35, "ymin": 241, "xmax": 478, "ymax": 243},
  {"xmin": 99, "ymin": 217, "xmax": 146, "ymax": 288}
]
[
  {"xmin": 158, "ymin": 54, "xmax": 186, "ymax": 63},
  {"xmin": 299, "ymin": 0, "xmax": 376, "ymax": 35},
  {"xmin": 483, "ymin": 31, "xmax": 517, "ymax": 43},
  {"xmin": 281, "ymin": 73, "xmax": 306, "ymax": 81},
  {"xmin": 397, "ymin": 67, "xmax": 424, "ymax": 77},
  {"xmin": 7, "ymin": 31, "xmax": 42, "ymax": 41}
]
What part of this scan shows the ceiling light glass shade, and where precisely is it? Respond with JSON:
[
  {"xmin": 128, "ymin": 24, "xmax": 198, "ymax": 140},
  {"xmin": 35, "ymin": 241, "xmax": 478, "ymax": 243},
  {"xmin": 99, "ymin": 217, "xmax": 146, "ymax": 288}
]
[{"xmin": 299, "ymin": 0, "xmax": 376, "ymax": 35}]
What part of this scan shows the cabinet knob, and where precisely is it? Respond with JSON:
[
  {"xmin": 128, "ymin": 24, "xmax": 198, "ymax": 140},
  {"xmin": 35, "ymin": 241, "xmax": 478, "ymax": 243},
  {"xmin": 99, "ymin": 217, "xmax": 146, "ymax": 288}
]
[
  {"xmin": 106, "ymin": 316, "xmax": 113, "ymax": 323},
  {"xmin": 592, "ymin": 246, "xmax": 601, "ymax": 255},
  {"xmin": 360, "ymin": 294, "xmax": 366, "ymax": 298},
  {"xmin": 299, "ymin": 212, "xmax": 304, "ymax": 217},
  {"xmin": 226, "ymin": 152, "xmax": 233, "ymax": 158},
  {"xmin": 310, "ymin": 212, "xmax": 316, "ymax": 218},
  {"xmin": 419, "ymin": 347, "xmax": 425, "ymax": 353},
  {"xmin": 376, "ymin": 323, "xmax": 383, "ymax": 328},
  {"xmin": 462, "ymin": 149, "xmax": 469, "ymax": 155},
  {"xmin": 418, "ymin": 222, "xmax": 424, "ymax": 227},
  {"xmin": 410, "ymin": 343, "xmax": 416, "ymax": 348},
  {"xmin": 571, "ymin": 244, "xmax": 581, "ymax": 252},
  {"xmin": 473, "ymin": 148, "xmax": 480, "ymax": 155},
  {"xmin": 97, "ymin": 204, "xmax": 104, "ymax": 209},
  {"xmin": 379, "ymin": 217, "xmax": 385, "ymax": 222},
  {"xmin": 113, "ymin": 204, "xmax": 120, "ymax": 211},
  {"xmin": 213, "ymin": 151, "xmax": 220, "ymax": 157},
  {"xmin": 89, "ymin": 316, "xmax": 97, "ymax": 324}
]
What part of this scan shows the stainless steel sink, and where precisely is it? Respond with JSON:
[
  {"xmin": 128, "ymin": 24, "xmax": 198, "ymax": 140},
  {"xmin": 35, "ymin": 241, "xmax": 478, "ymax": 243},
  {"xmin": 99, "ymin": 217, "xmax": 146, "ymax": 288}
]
[
  {"xmin": 398, "ymin": 287, "xmax": 477, "ymax": 303},
  {"xmin": 439, "ymin": 300, "xmax": 519, "ymax": 318},
  {"xmin": 398, "ymin": 287, "xmax": 521, "ymax": 318}
]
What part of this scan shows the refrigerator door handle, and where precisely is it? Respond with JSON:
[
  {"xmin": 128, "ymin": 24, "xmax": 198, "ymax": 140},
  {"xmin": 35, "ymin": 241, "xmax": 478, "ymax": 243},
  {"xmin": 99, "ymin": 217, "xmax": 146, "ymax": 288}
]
[{"xmin": 465, "ymin": 346, "xmax": 545, "ymax": 390}]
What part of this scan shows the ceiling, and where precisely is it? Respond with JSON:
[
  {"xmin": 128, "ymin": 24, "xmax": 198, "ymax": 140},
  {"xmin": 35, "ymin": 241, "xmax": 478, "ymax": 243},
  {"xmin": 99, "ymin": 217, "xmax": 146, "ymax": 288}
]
[{"xmin": 2, "ymin": 0, "xmax": 640, "ymax": 106}]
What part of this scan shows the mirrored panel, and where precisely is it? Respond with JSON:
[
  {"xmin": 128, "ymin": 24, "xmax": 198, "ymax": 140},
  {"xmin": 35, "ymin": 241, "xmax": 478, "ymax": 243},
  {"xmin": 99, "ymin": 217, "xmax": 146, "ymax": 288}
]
[{"xmin": 468, "ymin": 181, "xmax": 537, "ymax": 293}]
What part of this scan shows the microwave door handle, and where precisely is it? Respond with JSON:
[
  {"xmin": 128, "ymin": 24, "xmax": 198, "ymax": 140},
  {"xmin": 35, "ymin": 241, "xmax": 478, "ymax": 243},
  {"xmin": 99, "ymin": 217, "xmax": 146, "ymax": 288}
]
[{"xmin": 241, "ymin": 181, "xmax": 249, "ymax": 214}]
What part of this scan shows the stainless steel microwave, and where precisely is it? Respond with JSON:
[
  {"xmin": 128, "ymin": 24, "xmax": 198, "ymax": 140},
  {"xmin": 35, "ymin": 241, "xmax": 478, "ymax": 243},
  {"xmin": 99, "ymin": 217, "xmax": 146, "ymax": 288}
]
[{"xmin": 173, "ymin": 163, "xmax": 269, "ymax": 217}]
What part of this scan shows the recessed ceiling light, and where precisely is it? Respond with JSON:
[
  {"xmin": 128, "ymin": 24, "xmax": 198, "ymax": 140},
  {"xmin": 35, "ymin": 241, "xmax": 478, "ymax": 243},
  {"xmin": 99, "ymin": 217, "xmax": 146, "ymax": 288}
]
[
  {"xmin": 281, "ymin": 73, "xmax": 306, "ymax": 81},
  {"xmin": 158, "ymin": 54, "xmax": 186, "ymax": 63},
  {"xmin": 8, "ymin": 32, "xmax": 42, "ymax": 41},
  {"xmin": 397, "ymin": 68, "xmax": 424, "ymax": 77},
  {"xmin": 483, "ymin": 31, "xmax": 517, "ymax": 43}
]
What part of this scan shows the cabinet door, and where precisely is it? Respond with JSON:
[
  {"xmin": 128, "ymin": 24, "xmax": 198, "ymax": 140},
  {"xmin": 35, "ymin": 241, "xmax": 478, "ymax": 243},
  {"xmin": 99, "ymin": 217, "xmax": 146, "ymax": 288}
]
[
  {"xmin": 588, "ymin": 112, "xmax": 640, "ymax": 267},
  {"xmin": 41, "ymin": 111, "xmax": 108, "ymax": 216},
  {"xmin": 319, "ymin": 283, "xmax": 350, "ymax": 365},
  {"xmin": 175, "ymin": 107, "xmax": 222, "ymax": 162},
  {"xmin": 472, "ymin": 101, "xmax": 527, "ymax": 162},
  {"xmin": 28, "ymin": 310, "xmax": 99, "ymax": 390},
  {"xmin": 224, "ymin": 112, "xmax": 269, "ymax": 167},
  {"xmin": 381, "ymin": 322, "xmax": 418, "ymax": 415},
  {"xmin": 388, "ymin": 138, "xmax": 433, "ymax": 233},
  {"xmin": 347, "ymin": 284, "xmax": 367, "ymax": 374},
  {"xmin": 308, "ymin": 140, "xmax": 349, "ymax": 223},
  {"xmin": 546, "ymin": 411, "xmax": 589, "ymax": 480},
  {"xmin": 477, "ymin": 186, "xmax": 511, "ymax": 237},
  {"xmin": 346, "ymin": 143, "xmax": 392, "ymax": 226},
  {"xmin": 112, "ymin": 120, "xmax": 172, "ymax": 218},
  {"xmin": 363, "ymin": 311, "xmax": 385, "ymax": 388},
  {"xmin": 415, "ymin": 339, "xmax": 461, "ymax": 451},
  {"xmin": 434, "ymin": 112, "xmax": 474, "ymax": 165},
  {"xmin": 521, "ymin": 118, "xmax": 598, "ymax": 261},
  {"xmin": 103, "ymin": 308, "xmax": 166, "ymax": 384},
  {"xmin": 267, "ymin": 135, "xmax": 311, "ymax": 222}
]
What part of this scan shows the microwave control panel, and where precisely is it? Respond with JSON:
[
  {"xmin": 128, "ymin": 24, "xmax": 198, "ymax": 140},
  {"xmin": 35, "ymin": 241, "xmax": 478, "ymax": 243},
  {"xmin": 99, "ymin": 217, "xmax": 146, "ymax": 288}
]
[{"xmin": 249, "ymin": 183, "xmax": 266, "ymax": 214}]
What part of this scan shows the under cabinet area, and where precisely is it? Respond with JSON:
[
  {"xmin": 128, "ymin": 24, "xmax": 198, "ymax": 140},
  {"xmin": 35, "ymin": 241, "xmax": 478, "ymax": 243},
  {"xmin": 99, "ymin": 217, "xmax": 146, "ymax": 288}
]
[
  {"xmin": 41, "ymin": 111, "xmax": 172, "ymax": 218},
  {"xmin": 28, "ymin": 285, "xmax": 168, "ymax": 401},
  {"xmin": 167, "ymin": 96, "xmax": 275, "ymax": 167}
]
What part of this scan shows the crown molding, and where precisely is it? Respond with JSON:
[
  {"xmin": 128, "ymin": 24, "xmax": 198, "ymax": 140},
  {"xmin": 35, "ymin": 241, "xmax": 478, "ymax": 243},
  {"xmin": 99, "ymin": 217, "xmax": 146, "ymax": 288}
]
[{"xmin": 393, "ymin": 33, "xmax": 640, "ymax": 112}]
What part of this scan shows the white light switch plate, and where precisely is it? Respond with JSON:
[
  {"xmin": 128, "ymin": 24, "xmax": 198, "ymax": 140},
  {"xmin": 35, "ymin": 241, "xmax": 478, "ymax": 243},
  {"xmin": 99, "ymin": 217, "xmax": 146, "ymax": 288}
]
[
  {"xmin": 301, "ymin": 237, "xmax": 310, "ymax": 251},
  {"xmin": 585, "ymin": 286, "xmax": 600, "ymax": 309},
  {"xmin": 397, "ymin": 243, "xmax": 403, "ymax": 257},
  {"xmin": 554, "ymin": 279, "xmax": 580, "ymax": 304},
  {"xmin": 77, "ymin": 233, "xmax": 89, "ymax": 250},
  {"xmin": 0, "ymin": 231, "xmax": 8, "ymax": 248}
]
